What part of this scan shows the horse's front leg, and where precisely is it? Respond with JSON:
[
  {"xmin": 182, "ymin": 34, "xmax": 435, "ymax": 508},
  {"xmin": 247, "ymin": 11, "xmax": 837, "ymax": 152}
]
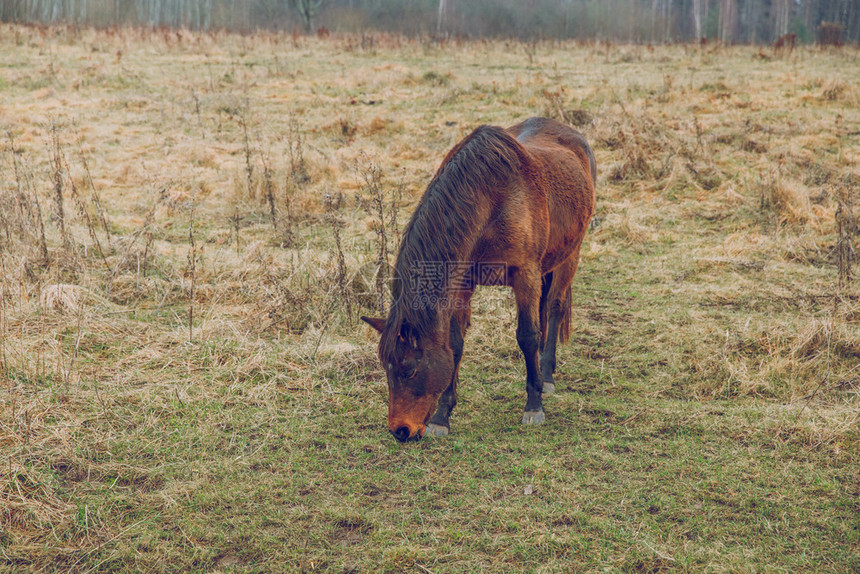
[
  {"xmin": 513, "ymin": 269, "xmax": 545, "ymax": 424},
  {"xmin": 426, "ymin": 293, "xmax": 472, "ymax": 437}
]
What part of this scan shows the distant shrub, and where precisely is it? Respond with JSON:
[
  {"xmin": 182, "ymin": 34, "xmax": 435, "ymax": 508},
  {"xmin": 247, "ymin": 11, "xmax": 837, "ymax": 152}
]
[
  {"xmin": 817, "ymin": 22, "xmax": 844, "ymax": 46},
  {"xmin": 789, "ymin": 18, "xmax": 811, "ymax": 44}
]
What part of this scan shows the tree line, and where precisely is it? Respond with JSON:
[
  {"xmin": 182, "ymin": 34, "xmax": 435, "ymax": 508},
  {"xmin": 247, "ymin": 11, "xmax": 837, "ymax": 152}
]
[{"xmin": 1, "ymin": 0, "xmax": 858, "ymax": 44}]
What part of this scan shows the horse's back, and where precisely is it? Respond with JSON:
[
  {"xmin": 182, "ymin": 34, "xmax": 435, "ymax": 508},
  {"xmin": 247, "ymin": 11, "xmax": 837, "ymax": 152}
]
[
  {"xmin": 508, "ymin": 117, "xmax": 596, "ymax": 187},
  {"xmin": 506, "ymin": 117, "xmax": 596, "ymax": 272}
]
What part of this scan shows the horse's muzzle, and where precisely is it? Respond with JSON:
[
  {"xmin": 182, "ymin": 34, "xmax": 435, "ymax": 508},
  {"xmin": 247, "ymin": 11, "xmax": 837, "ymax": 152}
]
[{"xmin": 391, "ymin": 425, "xmax": 421, "ymax": 442}]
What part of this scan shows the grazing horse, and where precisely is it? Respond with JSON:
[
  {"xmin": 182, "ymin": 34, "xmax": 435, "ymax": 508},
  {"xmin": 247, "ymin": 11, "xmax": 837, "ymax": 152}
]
[{"xmin": 362, "ymin": 117, "xmax": 596, "ymax": 442}]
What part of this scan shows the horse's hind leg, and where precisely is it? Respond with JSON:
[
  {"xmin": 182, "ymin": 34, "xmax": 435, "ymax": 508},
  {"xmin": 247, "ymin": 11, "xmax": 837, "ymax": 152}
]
[
  {"xmin": 539, "ymin": 271, "xmax": 552, "ymax": 353},
  {"xmin": 512, "ymin": 267, "xmax": 545, "ymax": 425},
  {"xmin": 540, "ymin": 250, "xmax": 580, "ymax": 395},
  {"xmin": 426, "ymin": 296, "xmax": 471, "ymax": 437}
]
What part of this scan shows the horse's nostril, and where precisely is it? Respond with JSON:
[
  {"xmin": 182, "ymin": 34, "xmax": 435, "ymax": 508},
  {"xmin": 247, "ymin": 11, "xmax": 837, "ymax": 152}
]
[{"xmin": 392, "ymin": 426, "xmax": 411, "ymax": 442}]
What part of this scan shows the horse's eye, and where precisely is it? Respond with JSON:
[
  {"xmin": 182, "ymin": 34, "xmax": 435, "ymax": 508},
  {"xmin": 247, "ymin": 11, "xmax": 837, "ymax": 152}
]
[{"xmin": 401, "ymin": 367, "xmax": 416, "ymax": 380}]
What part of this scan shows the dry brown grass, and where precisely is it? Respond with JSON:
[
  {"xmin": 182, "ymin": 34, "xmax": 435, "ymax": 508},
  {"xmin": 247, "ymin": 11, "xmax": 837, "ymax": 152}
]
[{"xmin": 0, "ymin": 24, "xmax": 858, "ymax": 572}]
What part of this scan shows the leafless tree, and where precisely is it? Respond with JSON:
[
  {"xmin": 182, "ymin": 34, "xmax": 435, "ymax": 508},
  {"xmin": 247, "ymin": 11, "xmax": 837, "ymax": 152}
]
[{"xmin": 290, "ymin": 0, "xmax": 323, "ymax": 33}]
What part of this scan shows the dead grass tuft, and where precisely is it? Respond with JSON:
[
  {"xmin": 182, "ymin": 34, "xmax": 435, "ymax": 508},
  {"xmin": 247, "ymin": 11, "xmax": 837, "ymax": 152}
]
[
  {"xmin": 821, "ymin": 80, "xmax": 846, "ymax": 101},
  {"xmin": 759, "ymin": 172, "xmax": 822, "ymax": 227},
  {"xmin": 39, "ymin": 283, "xmax": 85, "ymax": 313}
]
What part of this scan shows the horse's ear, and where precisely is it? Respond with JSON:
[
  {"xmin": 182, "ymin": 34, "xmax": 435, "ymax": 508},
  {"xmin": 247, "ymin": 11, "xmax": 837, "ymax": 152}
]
[
  {"xmin": 399, "ymin": 321, "xmax": 421, "ymax": 350},
  {"xmin": 361, "ymin": 316, "xmax": 386, "ymax": 334}
]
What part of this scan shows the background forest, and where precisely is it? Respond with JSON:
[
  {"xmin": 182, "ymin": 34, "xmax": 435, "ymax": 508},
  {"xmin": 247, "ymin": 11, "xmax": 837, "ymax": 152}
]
[{"xmin": 1, "ymin": 0, "xmax": 859, "ymax": 44}]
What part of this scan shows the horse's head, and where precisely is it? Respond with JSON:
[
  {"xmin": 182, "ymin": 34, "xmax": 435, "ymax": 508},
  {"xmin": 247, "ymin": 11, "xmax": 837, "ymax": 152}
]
[{"xmin": 362, "ymin": 316, "xmax": 454, "ymax": 442}]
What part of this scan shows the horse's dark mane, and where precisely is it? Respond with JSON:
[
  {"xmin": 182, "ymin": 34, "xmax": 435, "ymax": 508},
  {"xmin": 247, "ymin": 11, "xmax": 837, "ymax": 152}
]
[{"xmin": 380, "ymin": 125, "xmax": 528, "ymax": 362}]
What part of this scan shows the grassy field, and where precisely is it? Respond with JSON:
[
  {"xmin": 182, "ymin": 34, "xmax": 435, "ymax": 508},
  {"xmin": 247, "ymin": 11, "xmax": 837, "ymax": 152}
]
[{"xmin": 1, "ymin": 24, "xmax": 859, "ymax": 572}]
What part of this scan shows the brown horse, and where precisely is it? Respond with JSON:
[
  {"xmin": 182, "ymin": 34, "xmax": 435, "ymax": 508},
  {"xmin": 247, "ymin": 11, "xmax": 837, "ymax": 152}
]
[{"xmin": 362, "ymin": 117, "xmax": 596, "ymax": 442}]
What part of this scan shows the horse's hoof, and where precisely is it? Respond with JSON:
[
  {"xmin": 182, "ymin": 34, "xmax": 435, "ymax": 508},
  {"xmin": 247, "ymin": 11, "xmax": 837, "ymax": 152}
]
[
  {"xmin": 522, "ymin": 410, "xmax": 546, "ymax": 425},
  {"xmin": 425, "ymin": 423, "xmax": 449, "ymax": 438},
  {"xmin": 542, "ymin": 381, "xmax": 556, "ymax": 396}
]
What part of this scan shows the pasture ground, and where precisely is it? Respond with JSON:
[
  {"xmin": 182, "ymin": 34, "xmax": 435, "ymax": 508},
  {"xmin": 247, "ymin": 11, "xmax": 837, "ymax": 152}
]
[{"xmin": 1, "ymin": 25, "xmax": 859, "ymax": 572}]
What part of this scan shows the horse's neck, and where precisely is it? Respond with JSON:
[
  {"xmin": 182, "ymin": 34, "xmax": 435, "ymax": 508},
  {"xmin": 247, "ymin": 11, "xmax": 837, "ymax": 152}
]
[
  {"xmin": 429, "ymin": 200, "xmax": 489, "ymax": 318},
  {"xmin": 448, "ymin": 208, "xmax": 487, "ymax": 266},
  {"xmin": 396, "ymin": 193, "xmax": 488, "ymax": 333}
]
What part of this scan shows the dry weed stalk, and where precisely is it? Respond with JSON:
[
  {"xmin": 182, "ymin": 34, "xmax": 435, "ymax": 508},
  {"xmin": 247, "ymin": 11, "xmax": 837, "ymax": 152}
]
[
  {"xmin": 65, "ymin": 158, "xmax": 110, "ymax": 272},
  {"xmin": 0, "ymin": 259, "xmax": 8, "ymax": 378},
  {"xmin": 287, "ymin": 112, "xmax": 308, "ymax": 185},
  {"xmin": 324, "ymin": 193, "xmax": 352, "ymax": 321},
  {"xmin": 63, "ymin": 309, "xmax": 85, "ymax": 393},
  {"xmin": 277, "ymin": 138, "xmax": 300, "ymax": 248},
  {"xmin": 261, "ymin": 141, "xmax": 293, "ymax": 247},
  {"xmin": 835, "ymin": 187, "xmax": 856, "ymax": 286},
  {"xmin": 191, "ymin": 89, "xmax": 203, "ymax": 131},
  {"xmin": 253, "ymin": 247, "xmax": 318, "ymax": 335},
  {"xmin": 48, "ymin": 121, "xmax": 69, "ymax": 250},
  {"xmin": 240, "ymin": 113, "xmax": 255, "ymax": 200},
  {"xmin": 230, "ymin": 201, "xmax": 242, "ymax": 254},
  {"xmin": 357, "ymin": 156, "xmax": 396, "ymax": 313},
  {"xmin": 7, "ymin": 131, "xmax": 49, "ymax": 264},
  {"xmin": 0, "ymin": 165, "xmax": 11, "ymax": 250},
  {"xmin": 525, "ymin": 39, "xmax": 538, "ymax": 65},
  {"xmin": 75, "ymin": 128, "xmax": 112, "ymax": 250},
  {"xmin": 187, "ymin": 194, "xmax": 198, "ymax": 342},
  {"xmin": 280, "ymin": 177, "xmax": 295, "ymax": 248},
  {"xmin": 541, "ymin": 87, "xmax": 570, "ymax": 124},
  {"xmin": 261, "ymin": 149, "xmax": 278, "ymax": 234},
  {"xmin": 109, "ymin": 185, "xmax": 169, "ymax": 294}
]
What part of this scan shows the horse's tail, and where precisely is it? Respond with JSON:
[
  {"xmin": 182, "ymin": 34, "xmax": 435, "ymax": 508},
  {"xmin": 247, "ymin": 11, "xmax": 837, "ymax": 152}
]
[{"xmin": 558, "ymin": 285, "xmax": 573, "ymax": 345}]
